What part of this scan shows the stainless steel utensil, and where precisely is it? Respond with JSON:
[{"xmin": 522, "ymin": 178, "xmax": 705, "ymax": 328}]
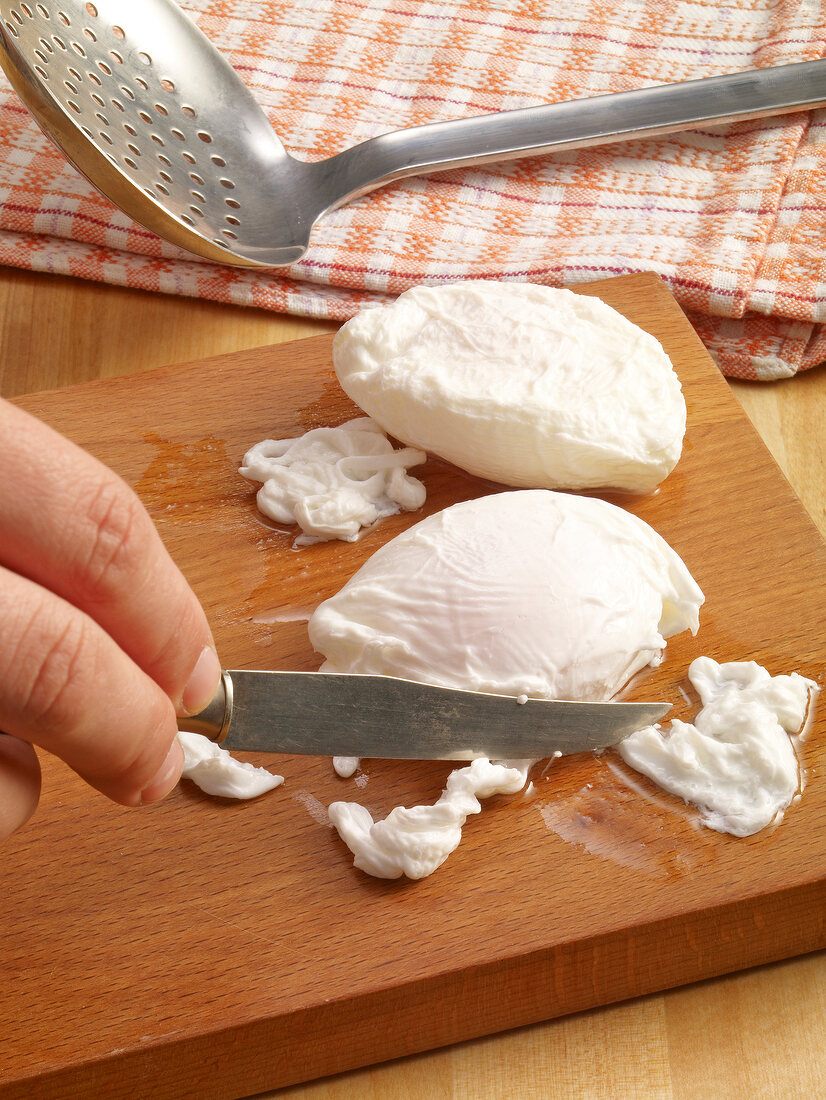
[
  {"xmin": 2, "ymin": 1, "xmax": 825, "ymax": 267},
  {"xmin": 177, "ymin": 669, "xmax": 670, "ymax": 760}
]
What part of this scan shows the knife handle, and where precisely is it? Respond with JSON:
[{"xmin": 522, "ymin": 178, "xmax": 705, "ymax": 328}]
[{"xmin": 176, "ymin": 671, "xmax": 233, "ymax": 743}]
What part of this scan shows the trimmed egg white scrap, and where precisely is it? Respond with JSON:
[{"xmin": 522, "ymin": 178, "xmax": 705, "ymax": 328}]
[
  {"xmin": 310, "ymin": 490, "xmax": 704, "ymax": 879},
  {"xmin": 333, "ymin": 756, "xmax": 360, "ymax": 779},
  {"xmin": 333, "ymin": 281, "xmax": 685, "ymax": 493},
  {"xmin": 177, "ymin": 731, "xmax": 284, "ymax": 800},
  {"xmin": 329, "ymin": 759, "xmax": 531, "ymax": 880},
  {"xmin": 618, "ymin": 657, "xmax": 817, "ymax": 836},
  {"xmin": 240, "ymin": 416, "xmax": 426, "ymax": 544}
]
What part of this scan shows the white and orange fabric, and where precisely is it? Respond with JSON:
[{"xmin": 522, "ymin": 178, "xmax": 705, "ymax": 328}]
[{"xmin": 0, "ymin": 0, "xmax": 824, "ymax": 379}]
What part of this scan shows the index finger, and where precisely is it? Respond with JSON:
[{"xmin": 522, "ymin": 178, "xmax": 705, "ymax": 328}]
[
  {"xmin": 0, "ymin": 562, "xmax": 183, "ymax": 807},
  {"xmin": 0, "ymin": 399, "xmax": 219, "ymax": 716}
]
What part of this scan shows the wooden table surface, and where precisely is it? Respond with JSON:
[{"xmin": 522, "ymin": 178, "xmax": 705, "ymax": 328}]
[{"xmin": 1, "ymin": 266, "xmax": 824, "ymax": 1100}]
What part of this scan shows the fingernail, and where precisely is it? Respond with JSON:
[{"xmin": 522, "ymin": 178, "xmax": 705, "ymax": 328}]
[
  {"xmin": 182, "ymin": 645, "xmax": 222, "ymax": 716},
  {"xmin": 140, "ymin": 738, "xmax": 184, "ymax": 805}
]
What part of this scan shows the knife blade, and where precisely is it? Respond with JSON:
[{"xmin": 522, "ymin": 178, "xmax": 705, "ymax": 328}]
[{"xmin": 177, "ymin": 670, "xmax": 670, "ymax": 760}]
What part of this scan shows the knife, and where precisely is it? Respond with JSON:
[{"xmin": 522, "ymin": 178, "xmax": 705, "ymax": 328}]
[{"xmin": 177, "ymin": 670, "xmax": 670, "ymax": 760}]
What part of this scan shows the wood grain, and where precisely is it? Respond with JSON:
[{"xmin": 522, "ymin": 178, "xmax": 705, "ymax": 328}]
[
  {"xmin": 0, "ymin": 268, "xmax": 334, "ymax": 396},
  {"xmin": 730, "ymin": 368, "xmax": 826, "ymax": 539},
  {"xmin": 2, "ymin": 272, "xmax": 825, "ymax": 1098}
]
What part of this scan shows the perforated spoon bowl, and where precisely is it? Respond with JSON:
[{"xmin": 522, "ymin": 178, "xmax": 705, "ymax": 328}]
[{"xmin": 2, "ymin": 0, "xmax": 826, "ymax": 268}]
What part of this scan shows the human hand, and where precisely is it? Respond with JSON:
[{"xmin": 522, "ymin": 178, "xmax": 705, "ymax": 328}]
[{"xmin": 0, "ymin": 398, "xmax": 221, "ymax": 840}]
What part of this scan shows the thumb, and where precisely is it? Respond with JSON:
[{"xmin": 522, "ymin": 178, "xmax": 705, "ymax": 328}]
[{"xmin": 0, "ymin": 734, "xmax": 41, "ymax": 841}]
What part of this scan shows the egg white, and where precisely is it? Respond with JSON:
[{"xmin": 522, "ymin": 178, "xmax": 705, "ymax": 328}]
[
  {"xmin": 309, "ymin": 490, "xmax": 703, "ymax": 704},
  {"xmin": 333, "ymin": 282, "xmax": 686, "ymax": 493}
]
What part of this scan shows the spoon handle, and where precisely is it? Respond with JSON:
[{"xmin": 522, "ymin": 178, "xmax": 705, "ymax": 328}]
[{"xmin": 318, "ymin": 59, "xmax": 826, "ymax": 209}]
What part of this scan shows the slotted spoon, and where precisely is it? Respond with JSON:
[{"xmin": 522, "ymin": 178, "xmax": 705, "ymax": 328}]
[{"xmin": 1, "ymin": 0, "xmax": 825, "ymax": 268}]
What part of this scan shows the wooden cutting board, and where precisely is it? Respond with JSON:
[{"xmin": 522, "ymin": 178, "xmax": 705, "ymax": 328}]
[{"xmin": 3, "ymin": 273, "xmax": 825, "ymax": 1099}]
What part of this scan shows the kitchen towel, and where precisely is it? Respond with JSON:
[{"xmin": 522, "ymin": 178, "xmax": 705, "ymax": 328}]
[{"xmin": 0, "ymin": 0, "xmax": 824, "ymax": 380}]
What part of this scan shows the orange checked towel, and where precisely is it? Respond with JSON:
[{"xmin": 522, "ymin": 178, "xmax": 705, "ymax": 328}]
[{"xmin": 0, "ymin": 0, "xmax": 824, "ymax": 379}]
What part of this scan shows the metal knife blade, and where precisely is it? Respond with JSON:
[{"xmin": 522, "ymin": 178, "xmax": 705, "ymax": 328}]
[{"xmin": 177, "ymin": 670, "xmax": 670, "ymax": 760}]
